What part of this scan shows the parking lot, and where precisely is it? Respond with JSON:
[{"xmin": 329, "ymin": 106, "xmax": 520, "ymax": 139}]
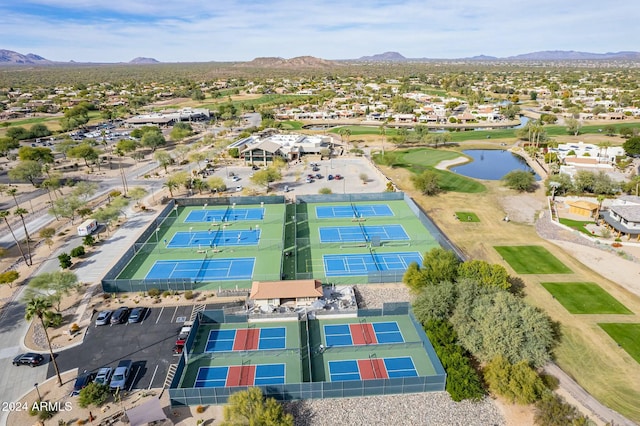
[
  {"xmin": 218, "ymin": 157, "xmax": 389, "ymax": 196},
  {"xmin": 51, "ymin": 306, "xmax": 200, "ymax": 391}
]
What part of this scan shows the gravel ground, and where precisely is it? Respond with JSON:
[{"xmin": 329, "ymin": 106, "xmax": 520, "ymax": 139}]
[
  {"xmin": 284, "ymin": 393, "xmax": 505, "ymax": 426},
  {"xmin": 354, "ymin": 283, "xmax": 412, "ymax": 308}
]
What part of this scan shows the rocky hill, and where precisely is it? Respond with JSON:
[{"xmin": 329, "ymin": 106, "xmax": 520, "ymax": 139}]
[
  {"xmin": 129, "ymin": 57, "xmax": 160, "ymax": 64},
  {"xmin": 358, "ymin": 51, "xmax": 407, "ymax": 62},
  {"xmin": 0, "ymin": 49, "xmax": 52, "ymax": 64}
]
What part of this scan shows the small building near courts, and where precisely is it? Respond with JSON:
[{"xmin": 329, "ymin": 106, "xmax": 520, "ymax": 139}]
[
  {"xmin": 249, "ymin": 279, "xmax": 323, "ymax": 311},
  {"xmin": 568, "ymin": 200, "xmax": 599, "ymax": 218}
]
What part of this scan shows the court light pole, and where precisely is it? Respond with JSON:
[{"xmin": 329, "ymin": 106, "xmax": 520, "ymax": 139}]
[{"xmin": 155, "ymin": 227, "xmax": 160, "ymax": 244}]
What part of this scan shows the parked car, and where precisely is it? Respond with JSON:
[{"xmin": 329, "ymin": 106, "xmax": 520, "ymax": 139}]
[
  {"xmin": 176, "ymin": 323, "xmax": 193, "ymax": 346},
  {"xmin": 127, "ymin": 307, "xmax": 148, "ymax": 324},
  {"xmin": 251, "ymin": 164, "xmax": 259, "ymax": 170},
  {"xmin": 173, "ymin": 344, "xmax": 184, "ymax": 355},
  {"xmin": 315, "ymin": 174, "xmax": 323, "ymax": 179},
  {"xmin": 94, "ymin": 367, "xmax": 113, "ymax": 386},
  {"xmin": 284, "ymin": 185, "xmax": 289, "ymax": 192},
  {"xmin": 71, "ymin": 371, "xmax": 97, "ymax": 396},
  {"xmin": 305, "ymin": 178, "xmax": 313, "ymax": 183},
  {"xmin": 334, "ymin": 174, "xmax": 342, "ymax": 180},
  {"xmin": 95, "ymin": 310, "xmax": 113, "ymax": 326},
  {"xmin": 312, "ymin": 167, "xmax": 320, "ymax": 172},
  {"xmin": 12, "ymin": 353, "xmax": 45, "ymax": 367},
  {"xmin": 110, "ymin": 360, "xmax": 133, "ymax": 391},
  {"xmin": 110, "ymin": 307, "xmax": 130, "ymax": 324},
  {"xmin": 232, "ymin": 175, "xmax": 241, "ymax": 182},
  {"xmin": 328, "ymin": 174, "xmax": 334, "ymax": 180},
  {"xmin": 236, "ymin": 185, "xmax": 243, "ymax": 192}
]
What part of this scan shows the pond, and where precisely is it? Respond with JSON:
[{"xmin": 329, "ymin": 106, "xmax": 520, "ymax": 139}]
[{"xmin": 451, "ymin": 149, "xmax": 541, "ymax": 181}]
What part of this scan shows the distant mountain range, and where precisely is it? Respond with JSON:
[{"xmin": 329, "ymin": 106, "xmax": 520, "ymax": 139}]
[{"xmin": 1, "ymin": 48, "xmax": 640, "ymax": 66}]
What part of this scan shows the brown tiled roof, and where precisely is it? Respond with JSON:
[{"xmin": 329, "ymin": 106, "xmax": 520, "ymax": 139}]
[{"xmin": 250, "ymin": 280, "xmax": 323, "ymax": 300}]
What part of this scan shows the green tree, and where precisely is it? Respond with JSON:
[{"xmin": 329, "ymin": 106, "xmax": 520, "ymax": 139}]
[
  {"xmin": 534, "ymin": 393, "xmax": 588, "ymax": 426},
  {"xmin": 0, "ymin": 137, "xmax": 20, "ymax": 157},
  {"xmin": 30, "ymin": 123, "xmax": 52, "ymax": 138},
  {"xmin": 78, "ymin": 382, "xmax": 110, "ymax": 408},
  {"xmin": 420, "ymin": 247, "xmax": 460, "ymax": 285},
  {"xmin": 374, "ymin": 152, "xmax": 398, "ymax": 167},
  {"xmin": 14, "ymin": 207, "xmax": 33, "ymax": 266},
  {"xmin": 141, "ymin": 131, "xmax": 166, "ymax": 151},
  {"xmin": 457, "ymin": 260, "xmax": 510, "ymax": 290},
  {"xmin": 546, "ymin": 173, "xmax": 573, "ymax": 197},
  {"xmin": 58, "ymin": 252, "xmax": 72, "ymax": 269},
  {"xmin": 39, "ymin": 227, "xmax": 56, "ymax": 251},
  {"xmin": 0, "ymin": 210, "xmax": 28, "ymax": 264},
  {"xmin": 411, "ymin": 170, "xmax": 441, "ymax": 195},
  {"xmin": 67, "ymin": 143, "xmax": 100, "ymax": 170},
  {"xmin": 170, "ymin": 122, "xmax": 193, "ymax": 141},
  {"xmin": 451, "ymin": 289, "xmax": 555, "ymax": 367},
  {"xmin": 49, "ymin": 195, "xmax": 83, "ymax": 223},
  {"xmin": 18, "ymin": 146, "xmax": 54, "ymax": 164},
  {"xmin": 0, "ymin": 270, "xmax": 20, "ymax": 288},
  {"xmin": 8, "ymin": 160, "xmax": 43, "ymax": 187},
  {"xmin": 251, "ymin": 167, "xmax": 282, "ymax": 192},
  {"xmin": 623, "ymin": 136, "xmax": 640, "ymax": 157},
  {"xmin": 70, "ymin": 245, "xmax": 86, "ymax": 257},
  {"xmin": 206, "ymin": 176, "xmax": 227, "ymax": 194},
  {"xmin": 565, "ymin": 117, "xmax": 581, "ymax": 136},
  {"xmin": 153, "ymin": 150, "xmax": 173, "ymax": 173},
  {"xmin": 503, "ymin": 170, "xmax": 536, "ymax": 192},
  {"xmin": 222, "ymin": 387, "xmax": 293, "ymax": 426},
  {"xmin": 484, "ymin": 355, "xmax": 546, "ymax": 404},
  {"xmin": 24, "ymin": 297, "xmax": 63, "ymax": 386},
  {"xmin": 83, "ymin": 235, "xmax": 95, "ymax": 246},
  {"xmin": 412, "ymin": 281, "xmax": 457, "ymax": 322},
  {"xmin": 27, "ymin": 271, "xmax": 79, "ymax": 311},
  {"xmin": 6, "ymin": 126, "xmax": 31, "ymax": 140},
  {"xmin": 128, "ymin": 187, "xmax": 148, "ymax": 207}
]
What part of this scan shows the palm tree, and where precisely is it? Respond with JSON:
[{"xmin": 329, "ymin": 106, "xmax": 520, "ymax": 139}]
[
  {"xmin": 5, "ymin": 187, "xmax": 19, "ymax": 209},
  {"xmin": 25, "ymin": 296, "xmax": 63, "ymax": 386},
  {"xmin": 14, "ymin": 207, "xmax": 32, "ymax": 266},
  {"xmin": 163, "ymin": 180, "xmax": 179, "ymax": 197},
  {"xmin": 596, "ymin": 195, "xmax": 606, "ymax": 219},
  {"xmin": 0, "ymin": 210, "xmax": 28, "ymax": 265}
]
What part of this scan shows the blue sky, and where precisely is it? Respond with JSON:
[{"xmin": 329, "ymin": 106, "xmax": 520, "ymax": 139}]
[{"xmin": 1, "ymin": 0, "xmax": 638, "ymax": 63}]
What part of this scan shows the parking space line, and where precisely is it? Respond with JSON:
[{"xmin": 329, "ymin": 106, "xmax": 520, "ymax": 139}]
[
  {"xmin": 148, "ymin": 364, "xmax": 159, "ymax": 390},
  {"xmin": 128, "ymin": 365, "xmax": 143, "ymax": 392},
  {"xmin": 170, "ymin": 306, "xmax": 178, "ymax": 323},
  {"xmin": 155, "ymin": 307, "xmax": 164, "ymax": 324}
]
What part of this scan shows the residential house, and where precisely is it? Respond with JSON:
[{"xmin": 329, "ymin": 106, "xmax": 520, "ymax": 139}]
[{"xmin": 600, "ymin": 195, "xmax": 640, "ymax": 240}]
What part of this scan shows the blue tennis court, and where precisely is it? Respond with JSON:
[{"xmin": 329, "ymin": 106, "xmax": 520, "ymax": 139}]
[
  {"xmin": 319, "ymin": 225, "xmax": 409, "ymax": 243},
  {"xmin": 194, "ymin": 363, "xmax": 285, "ymax": 388},
  {"xmin": 316, "ymin": 204, "xmax": 394, "ymax": 219},
  {"xmin": 204, "ymin": 327, "xmax": 287, "ymax": 352},
  {"xmin": 185, "ymin": 208, "xmax": 264, "ymax": 223},
  {"xmin": 145, "ymin": 258, "xmax": 255, "ymax": 281},
  {"xmin": 323, "ymin": 321, "xmax": 404, "ymax": 346},
  {"xmin": 328, "ymin": 357, "xmax": 418, "ymax": 382},
  {"xmin": 167, "ymin": 229, "xmax": 261, "ymax": 248},
  {"xmin": 323, "ymin": 252, "xmax": 422, "ymax": 276}
]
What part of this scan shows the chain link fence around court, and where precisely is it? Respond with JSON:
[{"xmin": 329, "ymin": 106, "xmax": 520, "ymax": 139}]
[{"xmin": 169, "ymin": 304, "xmax": 446, "ymax": 407}]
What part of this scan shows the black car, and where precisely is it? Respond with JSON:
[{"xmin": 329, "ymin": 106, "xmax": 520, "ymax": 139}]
[
  {"xmin": 71, "ymin": 371, "xmax": 97, "ymax": 396},
  {"xmin": 110, "ymin": 307, "xmax": 130, "ymax": 324},
  {"xmin": 13, "ymin": 353, "xmax": 45, "ymax": 367},
  {"xmin": 128, "ymin": 307, "xmax": 148, "ymax": 323}
]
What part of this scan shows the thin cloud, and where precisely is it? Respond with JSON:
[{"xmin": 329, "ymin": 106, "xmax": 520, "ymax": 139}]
[{"xmin": 1, "ymin": 0, "xmax": 638, "ymax": 62}]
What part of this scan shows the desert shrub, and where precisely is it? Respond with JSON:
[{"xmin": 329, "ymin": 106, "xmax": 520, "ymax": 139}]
[
  {"xmin": 70, "ymin": 245, "xmax": 86, "ymax": 257},
  {"xmin": 184, "ymin": 290, "xmax": 194, "ymax": 300},
  {"xmin": 147, "ymin": 288, "xmax": 161, "ymax": 297}
]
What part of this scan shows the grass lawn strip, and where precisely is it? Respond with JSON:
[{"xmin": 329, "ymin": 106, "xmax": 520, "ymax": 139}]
[
  {"xmin": 541, "ymin": 282, "xmax": 633, "ymax": 314},
  {"xmin": 455, "ymin": 212, "xmax": 480, "ymax": 222},
  {"xmin": 494, "ymin": 245, "xmax": 573, "ymax": 274},
  {"xmin": 599, "ymin": 323, "xmax": 640, "ymax": 364}
]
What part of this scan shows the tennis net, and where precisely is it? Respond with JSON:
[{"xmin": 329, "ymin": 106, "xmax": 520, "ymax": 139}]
[{"xmin": 369, "ymin": 247, "xmax": 380, "ymax": 271}]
